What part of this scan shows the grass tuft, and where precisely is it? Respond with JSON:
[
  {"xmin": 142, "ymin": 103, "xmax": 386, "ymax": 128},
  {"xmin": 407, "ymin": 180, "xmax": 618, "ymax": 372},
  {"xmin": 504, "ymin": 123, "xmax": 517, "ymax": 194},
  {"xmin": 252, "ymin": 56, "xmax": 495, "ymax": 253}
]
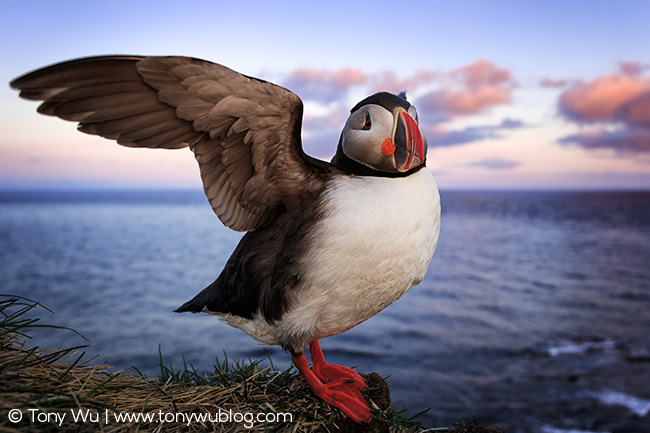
[{"xmin": 0, "ymin": 294, "xmax": 443, "ymax": 432}]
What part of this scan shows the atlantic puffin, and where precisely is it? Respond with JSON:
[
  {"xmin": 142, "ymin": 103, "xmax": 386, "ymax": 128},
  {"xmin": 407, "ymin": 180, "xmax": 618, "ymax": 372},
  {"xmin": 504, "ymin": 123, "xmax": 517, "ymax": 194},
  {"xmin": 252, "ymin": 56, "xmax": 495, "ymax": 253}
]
[{"xmin": 11, "ymin": 56, "xmax": 441, "ymax": 424}]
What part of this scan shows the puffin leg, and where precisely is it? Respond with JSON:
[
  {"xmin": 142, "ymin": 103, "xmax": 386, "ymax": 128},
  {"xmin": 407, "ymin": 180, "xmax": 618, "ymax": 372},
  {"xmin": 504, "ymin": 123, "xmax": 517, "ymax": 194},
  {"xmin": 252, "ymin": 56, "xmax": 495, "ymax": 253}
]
[
  {"xmin": 309, "ymin": 340, "xmax": 367, "ymax": 391},
  {"xmin": 291, "ymin": 351, "xmax": 372, "ymax": 424}
]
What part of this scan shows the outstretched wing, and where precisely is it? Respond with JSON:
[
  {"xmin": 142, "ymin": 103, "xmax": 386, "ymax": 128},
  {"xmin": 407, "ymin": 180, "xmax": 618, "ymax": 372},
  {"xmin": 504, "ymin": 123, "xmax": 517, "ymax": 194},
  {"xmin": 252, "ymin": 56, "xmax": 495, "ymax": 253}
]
[{"xmin": 11, "ymin": 55, "xmax": 329, "ymax": 231}]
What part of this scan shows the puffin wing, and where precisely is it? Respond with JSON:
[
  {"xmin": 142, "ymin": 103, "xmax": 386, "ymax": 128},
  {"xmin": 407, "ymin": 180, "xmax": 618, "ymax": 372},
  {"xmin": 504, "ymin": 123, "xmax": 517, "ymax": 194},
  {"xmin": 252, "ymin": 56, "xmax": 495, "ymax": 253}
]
[{"xmin": 11, "ymin": 55, "xmax": 327, "ymax": 231}]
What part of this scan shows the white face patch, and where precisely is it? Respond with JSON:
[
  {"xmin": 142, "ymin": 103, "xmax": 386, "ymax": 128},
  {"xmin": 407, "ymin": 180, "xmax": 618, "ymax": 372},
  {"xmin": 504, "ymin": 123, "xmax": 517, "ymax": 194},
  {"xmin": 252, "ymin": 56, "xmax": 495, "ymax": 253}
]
[{"xmin": 340, "ymin": 104, "xmax": 397, "ymax": 172}]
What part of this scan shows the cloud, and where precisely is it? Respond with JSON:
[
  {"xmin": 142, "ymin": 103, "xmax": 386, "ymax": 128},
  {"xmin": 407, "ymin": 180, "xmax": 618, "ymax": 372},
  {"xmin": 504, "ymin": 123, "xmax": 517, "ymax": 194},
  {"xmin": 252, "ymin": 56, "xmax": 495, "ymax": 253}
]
[
  {"xmin": 559, "ymin": 73, "xmax": 649, "ymax": 122},
  {"xmin": 425, "ymin": 118, "xmax": 525, "ymax": 148},
  {"xmin": 558, "ymin": 127, "xmax": 650, "ymax": 154},
  {"xmin": 366, "ymin": 69, "xmax": 441, "ymax": 95},
  {"xmin": 467, "ymin": 158, "xmax": 521, "ymax": 170},
  {"xmin": 278, "ymin": 59, "xmax": 518, "ymax": 152},
  {"xmin": 301, "ymin": 105, "xmax": 349, "ymax": 158},
  {"xmin": 426, "ymin": 126, "xmax": 501, "ymax": 147},
  {"xmin": 540, "ymin": 78, "xmax": 571, "ymax": 88},
  {"xmin": 556, "ymin": 63, "xmax": 650, "ymax": 154},
  {"xmin": 302, "ymin": 105, "xmax": 349, "ymax": 131},
  {"xmin": 416, "ymin": 85, "xmax": 509, "ymax": 118},
  {"xmin": 541, "ymin": 62, "xmax": 649, "ymax": 90},
  {"xmin": 279, "ymin": 59, "xmax": 515, "ymax": 119},
  {"xmin": 618, "ymin": 61, "xmax": 649, "ymax": 77},
  {"xmin": 415, "ymin": 60, "xmax": 515, "ymax": 119},
  {"xmin": 500, "ymin": 118, "xmax": 524, "ymax": 129},
  {"xmin": 282, "ymin": 67, "xmax": 367, "ymax": 103},
  {"xmin": 452, "ymin": 59, "xmax": 513, "ymax": 88}
]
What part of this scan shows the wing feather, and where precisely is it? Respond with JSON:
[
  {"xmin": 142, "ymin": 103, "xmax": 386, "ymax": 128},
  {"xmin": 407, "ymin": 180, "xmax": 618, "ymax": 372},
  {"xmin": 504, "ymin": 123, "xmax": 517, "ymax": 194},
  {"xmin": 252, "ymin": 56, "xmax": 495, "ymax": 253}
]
[
  {"xmin": 11, "ymin": 55, "xmax": 329, "ymax": 231},
  {"xmin": 80, "ymin": 110, "xmax": 177, "ymax": 136}
]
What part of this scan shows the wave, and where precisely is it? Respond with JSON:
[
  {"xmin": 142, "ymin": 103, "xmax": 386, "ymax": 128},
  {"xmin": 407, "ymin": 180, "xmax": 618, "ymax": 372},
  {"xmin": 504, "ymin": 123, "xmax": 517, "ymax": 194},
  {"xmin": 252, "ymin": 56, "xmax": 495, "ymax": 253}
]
[
  {"xmin": 544, "ymin": 338, "xmax": 650, "ymax": 365},
  {"xmin": 582, "ymin": 390, "xmax": 650, "ymax": 417},
  {"xmin": 540, "ymin": 426, "xmax": 609, "ymax": 433},
  {"xmin": 546, "ymin": 339, "xmax": 619, "ymax": 357},
  {"xmin": 625, "ymin": 347, "xmax": 650, "ymax": 363}
]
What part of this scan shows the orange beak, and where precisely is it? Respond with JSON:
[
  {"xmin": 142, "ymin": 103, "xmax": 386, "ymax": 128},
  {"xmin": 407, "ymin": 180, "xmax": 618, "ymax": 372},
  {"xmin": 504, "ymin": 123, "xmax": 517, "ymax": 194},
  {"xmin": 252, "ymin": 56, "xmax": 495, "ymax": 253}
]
[{"xmin": 392, "ymin": 108, "xmax": 426, "ymax": 172}]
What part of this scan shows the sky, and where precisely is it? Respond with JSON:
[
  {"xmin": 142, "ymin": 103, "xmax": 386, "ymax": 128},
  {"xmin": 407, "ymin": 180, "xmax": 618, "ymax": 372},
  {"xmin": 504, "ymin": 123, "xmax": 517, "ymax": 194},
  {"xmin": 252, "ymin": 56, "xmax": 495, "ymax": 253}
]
[{"xmin": 1, "ymin": 0, "xmax": 649, "ymax": 190}]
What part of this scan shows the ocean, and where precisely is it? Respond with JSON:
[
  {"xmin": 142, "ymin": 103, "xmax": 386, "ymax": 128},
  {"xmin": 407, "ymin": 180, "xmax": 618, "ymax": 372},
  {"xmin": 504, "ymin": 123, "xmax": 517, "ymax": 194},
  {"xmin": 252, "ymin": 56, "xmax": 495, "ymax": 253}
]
[{"xmin": 1, "ymin": 190, "xmax": 649, "ymax": 433}]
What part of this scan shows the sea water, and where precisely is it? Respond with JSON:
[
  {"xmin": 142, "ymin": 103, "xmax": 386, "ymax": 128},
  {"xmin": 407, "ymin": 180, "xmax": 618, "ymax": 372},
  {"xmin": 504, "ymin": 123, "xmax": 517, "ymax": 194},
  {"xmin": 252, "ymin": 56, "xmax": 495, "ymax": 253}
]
[{"xmin": 1, "ymin": 190, "xmax": 649, "ymax": 433}]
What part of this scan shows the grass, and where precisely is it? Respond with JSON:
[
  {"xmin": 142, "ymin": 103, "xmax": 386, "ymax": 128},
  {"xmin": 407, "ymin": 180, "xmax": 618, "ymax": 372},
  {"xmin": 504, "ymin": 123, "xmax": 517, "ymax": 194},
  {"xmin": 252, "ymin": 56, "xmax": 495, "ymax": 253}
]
[{"xmin": 0, "ymin": 294, "xmax": 445, "ymax": 432}]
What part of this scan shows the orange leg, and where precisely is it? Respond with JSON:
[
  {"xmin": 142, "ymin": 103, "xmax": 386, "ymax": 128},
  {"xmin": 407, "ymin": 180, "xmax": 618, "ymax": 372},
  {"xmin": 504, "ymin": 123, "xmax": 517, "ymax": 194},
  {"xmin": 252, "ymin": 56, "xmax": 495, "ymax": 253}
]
[
  {"xmin": 309, "ymin": 341, "xmax": 367, "ymax": 391},
  {"xmin": 291, "ymin": 341, "xmax": 372, "ymax": 424}
]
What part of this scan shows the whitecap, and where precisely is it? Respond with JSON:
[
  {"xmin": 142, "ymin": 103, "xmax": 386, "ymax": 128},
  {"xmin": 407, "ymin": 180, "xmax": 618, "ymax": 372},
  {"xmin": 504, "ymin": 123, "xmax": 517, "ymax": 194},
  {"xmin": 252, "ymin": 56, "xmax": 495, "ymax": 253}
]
[
  {"xmin": 584, "ymin": 390, "xmax": 650, "ymax": 417},
  {"xmin": 540, "ymin": 425, "xmax": 609, "ymax": 433},
  {"xmin": 546, "ymin": 339, "xmax": 618, "ymax": 357}
]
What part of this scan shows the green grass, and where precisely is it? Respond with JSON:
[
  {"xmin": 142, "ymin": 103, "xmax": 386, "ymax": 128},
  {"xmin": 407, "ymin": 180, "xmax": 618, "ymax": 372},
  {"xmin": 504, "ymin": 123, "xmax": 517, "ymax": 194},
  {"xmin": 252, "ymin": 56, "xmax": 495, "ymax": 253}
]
[{"xmin": 0, "ymin": 295, "xmax": 91, "ymax": 371}]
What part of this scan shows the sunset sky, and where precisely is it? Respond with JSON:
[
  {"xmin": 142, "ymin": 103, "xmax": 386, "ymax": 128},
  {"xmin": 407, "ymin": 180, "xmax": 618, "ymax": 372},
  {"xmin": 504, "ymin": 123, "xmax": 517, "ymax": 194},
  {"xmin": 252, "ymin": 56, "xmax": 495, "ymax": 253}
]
[{"xmin": 1, "ymin": 0, "xmax": 649, "ymax": 190}]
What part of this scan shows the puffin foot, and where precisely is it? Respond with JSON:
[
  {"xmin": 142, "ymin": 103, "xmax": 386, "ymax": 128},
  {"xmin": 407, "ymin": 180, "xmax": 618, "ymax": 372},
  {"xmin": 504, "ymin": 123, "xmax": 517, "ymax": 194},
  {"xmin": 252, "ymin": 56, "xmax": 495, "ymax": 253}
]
[
  {"xmin": 292, "ymin": 345, "xmax": 372, "ymax": 424},
  {"xmin": 309, "ymin": 341, "xmax": 367, "ymax": 392}
]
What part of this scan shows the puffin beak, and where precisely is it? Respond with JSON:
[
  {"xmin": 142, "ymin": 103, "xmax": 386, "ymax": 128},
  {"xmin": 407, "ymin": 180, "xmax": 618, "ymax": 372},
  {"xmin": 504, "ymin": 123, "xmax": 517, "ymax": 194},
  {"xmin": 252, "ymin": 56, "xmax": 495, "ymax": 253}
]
[{"xmin": 391, "ymin": 108, "xmax": 426, "ymax": 172}]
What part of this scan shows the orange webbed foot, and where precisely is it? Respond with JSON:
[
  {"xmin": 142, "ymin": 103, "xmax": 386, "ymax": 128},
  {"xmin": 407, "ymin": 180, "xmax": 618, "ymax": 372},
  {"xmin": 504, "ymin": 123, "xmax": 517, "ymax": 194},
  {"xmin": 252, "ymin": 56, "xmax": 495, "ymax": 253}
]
[{"xmin": 292, "ymin": 341, "xmax": 372, "ymax": 424}]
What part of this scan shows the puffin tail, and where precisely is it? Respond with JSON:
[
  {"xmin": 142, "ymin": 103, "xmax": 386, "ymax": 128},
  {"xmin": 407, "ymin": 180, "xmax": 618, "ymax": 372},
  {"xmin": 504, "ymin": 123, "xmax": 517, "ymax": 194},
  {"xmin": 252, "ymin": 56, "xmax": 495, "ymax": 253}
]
[
  {"xmin": 174, "ymin": 255, "xmax": 260, "ymax": 318},
  {"xmin": 174, "ymin": 280, "xmax": 219, "ymax": 313},
  {"xmin": 174, "ymin": 299, "xmax": 202, "ymax": 313},
  {"xmin": 174, "ymin": 298, "xmax": 205, "ymax": 313}
]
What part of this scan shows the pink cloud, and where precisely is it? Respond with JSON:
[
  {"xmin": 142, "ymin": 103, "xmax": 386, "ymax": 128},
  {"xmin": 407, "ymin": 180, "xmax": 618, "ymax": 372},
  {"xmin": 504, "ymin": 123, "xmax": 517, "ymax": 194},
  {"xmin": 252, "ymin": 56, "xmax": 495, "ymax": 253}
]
[
  {"xmin": 281, "ymin": 59, "xmax": 515, "ymax": 119},
  {"xmin": 451, "ymin": 59, "xmax": 512, "ymax": 88},
  {"xmin": 418, "ymin": 85, "xmax": 510, "ymax": 116},
  {"xmin": 619, "ymin": 91, "xmax": 650, "ymax": 124},
  {"xmin": 415, "ymin": 60, "xmax": 515, "ymax": 117},
  {"xmin": 282, "ymin": 67, "xmax": 444, "ymax": 103},
  {"xmin": 559, "ymin": 73, "xmax": 649, "ymax": 122},
  {"xmin": 618, "ymin": 61, "xmax": 649, "ymax": 77},
  {"xmin": 557, "ymin": 63, "xmax": 650, "ymax": 154},
  {"xmin": 281, "ymin": 59, "xmax": 518, "ymax": 149}
]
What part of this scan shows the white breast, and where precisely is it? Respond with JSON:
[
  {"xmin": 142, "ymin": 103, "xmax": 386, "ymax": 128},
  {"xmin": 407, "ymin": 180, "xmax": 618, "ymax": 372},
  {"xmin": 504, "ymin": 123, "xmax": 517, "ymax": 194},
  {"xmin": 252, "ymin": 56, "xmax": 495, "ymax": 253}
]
[{"xmin": 277, "ymin": 168, "xmax": 441, "ymax": 346}]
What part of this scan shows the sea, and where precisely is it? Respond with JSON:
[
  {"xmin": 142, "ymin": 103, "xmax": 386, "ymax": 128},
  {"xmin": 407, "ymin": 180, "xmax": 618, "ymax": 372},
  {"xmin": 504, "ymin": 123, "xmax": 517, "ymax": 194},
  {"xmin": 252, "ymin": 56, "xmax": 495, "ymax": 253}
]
[{"xmin": 1, "ymin": 189, "xmax": 649, "ymax": 433}]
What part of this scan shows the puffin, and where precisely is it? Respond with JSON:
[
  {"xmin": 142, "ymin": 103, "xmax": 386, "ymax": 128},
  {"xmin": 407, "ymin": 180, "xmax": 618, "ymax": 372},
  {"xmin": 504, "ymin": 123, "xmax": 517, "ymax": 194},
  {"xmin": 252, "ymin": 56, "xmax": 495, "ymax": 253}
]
[{"xmin": 10, "ymin": 56, "xmax": 441, "ymax": 424}]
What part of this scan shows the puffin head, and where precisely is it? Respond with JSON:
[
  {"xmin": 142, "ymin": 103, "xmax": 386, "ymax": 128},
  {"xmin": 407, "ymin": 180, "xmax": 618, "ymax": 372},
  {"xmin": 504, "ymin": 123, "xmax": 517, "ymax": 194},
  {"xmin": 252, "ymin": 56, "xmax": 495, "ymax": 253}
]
[{"xmin": 332, "ymin": 92, "xmax": 427, "ymax": 176}]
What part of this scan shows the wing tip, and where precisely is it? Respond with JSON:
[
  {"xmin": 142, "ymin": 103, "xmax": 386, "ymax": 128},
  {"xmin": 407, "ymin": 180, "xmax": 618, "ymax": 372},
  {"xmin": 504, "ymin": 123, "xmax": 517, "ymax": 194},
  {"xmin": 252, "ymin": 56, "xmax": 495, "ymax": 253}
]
[{"xmin": 9, "ymin": 55, "xmax": 148, "ymax": 92}]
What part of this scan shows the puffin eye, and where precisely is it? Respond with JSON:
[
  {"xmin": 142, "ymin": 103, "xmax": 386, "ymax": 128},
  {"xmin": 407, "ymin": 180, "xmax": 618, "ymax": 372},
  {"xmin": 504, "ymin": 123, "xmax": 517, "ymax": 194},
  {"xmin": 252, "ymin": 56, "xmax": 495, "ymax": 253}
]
[{"xmin": 362, "ymin": 112, "xmax": 372, "ymax": 130}]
